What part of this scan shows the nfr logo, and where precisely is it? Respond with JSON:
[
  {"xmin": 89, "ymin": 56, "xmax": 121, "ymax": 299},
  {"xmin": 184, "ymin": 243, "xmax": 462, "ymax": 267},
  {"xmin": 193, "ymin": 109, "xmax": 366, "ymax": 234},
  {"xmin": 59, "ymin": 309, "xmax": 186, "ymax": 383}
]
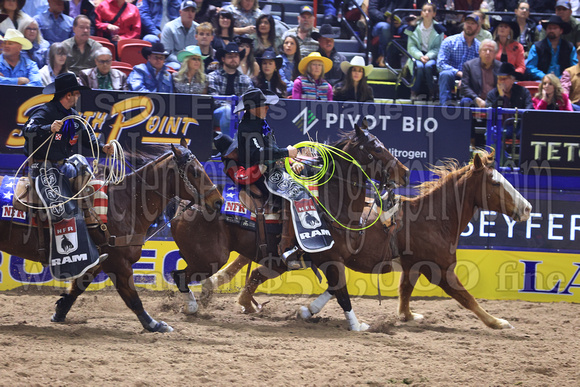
[{"xmin": 520, "ymin": 260, "xmax": 580, "ymax": 295}]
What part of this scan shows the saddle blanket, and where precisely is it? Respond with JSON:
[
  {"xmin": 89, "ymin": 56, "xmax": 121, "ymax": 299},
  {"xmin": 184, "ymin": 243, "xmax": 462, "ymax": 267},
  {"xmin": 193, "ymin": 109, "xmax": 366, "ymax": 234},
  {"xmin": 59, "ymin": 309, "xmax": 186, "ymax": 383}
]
[
  {"xmin": 266, "ymin": 168, "xmax": 334, "ymax": 253},
  {"xmin": 221, "ymin": 184, "xmax": 281, "ymax": 233},
  {"xmin": 0, "ymin": 176, "xmax": 28, "ymax": 223}
]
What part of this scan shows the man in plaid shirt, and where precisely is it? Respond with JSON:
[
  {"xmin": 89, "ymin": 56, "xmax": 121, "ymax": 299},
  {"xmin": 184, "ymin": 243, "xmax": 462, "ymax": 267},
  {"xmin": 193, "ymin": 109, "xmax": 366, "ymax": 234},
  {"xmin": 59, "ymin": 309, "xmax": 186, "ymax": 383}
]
[
  {"xmin": 437, "ymin": 14, "xmax": 481, "ymax": 105},
  {"xmin": 208, "ymin": 41, "xmax": 253, "ymax": 134}
]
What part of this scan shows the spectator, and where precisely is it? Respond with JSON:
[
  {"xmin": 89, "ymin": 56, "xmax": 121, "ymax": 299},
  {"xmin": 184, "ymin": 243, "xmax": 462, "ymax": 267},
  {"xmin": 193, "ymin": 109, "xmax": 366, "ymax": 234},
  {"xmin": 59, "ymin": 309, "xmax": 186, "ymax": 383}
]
[
  {"xmin": 95, "ymin": 0, "xmax": 141, "ymax": 42},
  {"xmin": 64, "ymin": 0, "xmax": 96, "ymax": 35},
  {"xmin": 21, "ymin": 0, "xmax": 47, "ymax": 19},
  {"xmin": 492, "ymin": 16, "xmax": 526, "ymax": 78},
  {"xmin": 368, "ymin": 0, "xmax": 412, "ymax": 67},
  {"xmin": 79, "ymin": 47, "xmax": 128, "ymax": 90},
  {"xmin": 292, "ymin": 52, "xmax": 333, "ymax": 101},
  {"xmin": 282, "ymin": 5, "xmax": 319, "ymax": 58},
  {"xmin": 538, "ymin": 0, "xmax": 580, "ymax": 48},
  {"xmin": 224, "ymin": 0, "xmax": 263, "ymax": 36},
  {"xmin": 161, "ymin": 0, "xmax": 199, "ymax": 69},
  {"xmin": 526, "ymin": 15, "xmax": 577, "ymax": 79},
  {"xmin": 207, "ymin": 41, "xmax": 253, "ymax": 134},
  {"xmin": 333, "ymin": 56, "xmax": 374, "ymax": 102},
  {"xmin": 139, "ymin": 0, "xmax": 180, "ymax": 43},
  {"xmin": 212, "ymin": 9, "xmax": 234, "ymax": 51},
  {"xmin": 437, "ymin": 14, "xmax": 481, "ymax": 104},
  {"xmin": 195, "ymin": 22, "xmax": 218, "ymax": 73},
  {"xmin": 0, "ymin": 0, "xmax": 32, "ymax": 35},
  {"xmin": 254, "ymin": 48, "xmax": 286, "ymax": 97},
  {"xmin": 195, "ymin": 0, "xmax": 220, "ymax": 24},
  {"xmin": 560, "ymin": 46, "xmax": 580, "ymax": 108},
  {"xmin": 128, "ymin": 42, "xmax": 173, "ymax": 92},
  {"xmin": 404, "ymin": 2, "xmax": 445, "ymax": 100},
  {"xmin": 235, "ymin": 34, "xmax": 259, "ymax": 77},
  {"xmin": 19, "ymin": 18, "xmax": 49, "ymax": 69},
  {"xmin": 39, "ymin": 42, "xmax": 73, "ymax": 86},
  {"xmin": 0, "ymin": 29, "xmax": 42, "ymax": 86},
  {"xmin": 62, "ymin": 15, "xmax": 102, "ymax": 75},
  {"xmin": 486, "ymin": 62, "xmax": 533, "ymax": 138},
  {"xmin": 172, "ymin": 45, "xmax": 208, "ymax": 94},
  {"xmin": 473, "ymin": 10, "xmax": 493, "ymax": 42},
  {"xmin": 34, "ymin": 0, "xmax": 74, "ymax": 45},
  {"xmin": 252, "ymin": 14, "xmax": 282, "ymax": 57},
  {"xmin": 313, "ymin": 24, "xmax": 345, "ymax": 86},
  {"xmin": 513, "ymin": 1, "xmax": 538, "ymax": 55},
  {"xmin": 279, "ymin": 35, "xmax": 301, "ymax": 97},
  {"xmin": 533, "ymin": 73, "xmax": 573, "ymax": 109},
  {"xmin": 460, "ymin": 39, "xmax": 501, "ymax": 107}
]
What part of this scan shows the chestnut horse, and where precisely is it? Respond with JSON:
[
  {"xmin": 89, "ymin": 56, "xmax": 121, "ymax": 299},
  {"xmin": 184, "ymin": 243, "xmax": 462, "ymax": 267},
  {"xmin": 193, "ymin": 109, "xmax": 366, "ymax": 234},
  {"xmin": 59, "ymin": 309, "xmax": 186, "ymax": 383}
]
[
  {"xmin": 170, "ymin": 126, "xmax": 410, "ymax": 331},
  {"xmin": 0, "ymin": 142, "xmax": 223, "ymax": 332},
  {"xmin": 219, "ymin": 151, "xmax": 532, "ymax": 330}
]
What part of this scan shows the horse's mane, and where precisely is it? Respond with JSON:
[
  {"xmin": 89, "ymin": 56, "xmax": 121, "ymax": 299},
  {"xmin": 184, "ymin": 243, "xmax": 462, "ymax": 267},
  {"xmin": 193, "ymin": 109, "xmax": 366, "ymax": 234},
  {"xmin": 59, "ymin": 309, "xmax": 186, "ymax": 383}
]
[
  {"xmin": 415, "ymin": 150, "xmax": 495, "ymax": 197},
  {"xmin": 332, "ymin": 128, "xmax": 365, "ymax": 149},
  {"xmin": 124, "ymin": 144, "xmax": 175, "ymax": 170}
]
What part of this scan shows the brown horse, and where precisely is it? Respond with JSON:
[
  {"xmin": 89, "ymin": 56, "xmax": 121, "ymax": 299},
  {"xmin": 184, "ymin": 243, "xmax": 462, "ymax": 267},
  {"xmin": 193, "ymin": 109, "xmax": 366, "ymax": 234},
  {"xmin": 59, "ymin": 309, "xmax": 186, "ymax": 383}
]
[
  {"xmin": 0, "ymin": 141, "xmax": 223, "ymax": 332},
  {"xmin": 218, "ymin": 151, "xmax": 532, "ymax": 330},
  {"xmin": 170, "ymin": 126, "xmax": 410, "ymax": 330}
]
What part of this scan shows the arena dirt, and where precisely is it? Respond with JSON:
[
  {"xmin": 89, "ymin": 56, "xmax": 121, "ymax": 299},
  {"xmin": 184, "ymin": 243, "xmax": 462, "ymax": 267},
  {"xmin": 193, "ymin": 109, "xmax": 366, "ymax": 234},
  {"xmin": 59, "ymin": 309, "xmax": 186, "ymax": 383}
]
[{"xmin": 0, "ymin": 287, "xmax": 578, "ymax": 386}]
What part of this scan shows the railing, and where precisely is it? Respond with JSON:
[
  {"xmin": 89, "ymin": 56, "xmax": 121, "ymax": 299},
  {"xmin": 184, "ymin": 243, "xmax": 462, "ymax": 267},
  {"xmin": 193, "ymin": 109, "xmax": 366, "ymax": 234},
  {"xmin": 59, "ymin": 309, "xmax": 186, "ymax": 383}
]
[{"xmin": 340, "ymin": 0, "xmax": 370, "ymax": 63}]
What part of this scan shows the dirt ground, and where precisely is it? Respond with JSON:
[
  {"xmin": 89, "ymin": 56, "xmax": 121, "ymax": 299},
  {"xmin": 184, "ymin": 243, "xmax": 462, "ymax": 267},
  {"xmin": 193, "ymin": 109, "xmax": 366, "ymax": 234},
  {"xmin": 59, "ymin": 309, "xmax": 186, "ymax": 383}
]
[{"xmin": 0, "ymin": 287, "xmax": 578, "ymax": 386}]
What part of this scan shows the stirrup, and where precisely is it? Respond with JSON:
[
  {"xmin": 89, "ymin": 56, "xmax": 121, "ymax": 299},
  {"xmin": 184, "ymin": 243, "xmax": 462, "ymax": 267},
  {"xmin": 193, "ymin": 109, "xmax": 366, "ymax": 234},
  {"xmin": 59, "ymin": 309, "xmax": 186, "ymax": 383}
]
[
  {"xmin": 98, "ymin": 253, "xmax": 109, "ymax": 264},
  {"xmin": 282, "ymin": 246, "xmax": 301, "ymax": 270}
]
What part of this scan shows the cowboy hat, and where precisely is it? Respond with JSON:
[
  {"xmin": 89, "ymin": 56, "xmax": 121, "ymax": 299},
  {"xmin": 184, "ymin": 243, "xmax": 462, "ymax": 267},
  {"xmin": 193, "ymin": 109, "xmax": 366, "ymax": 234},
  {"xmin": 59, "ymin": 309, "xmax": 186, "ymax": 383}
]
[
  {"xmin": 233, "ymin": 88, "xmax": 279, "ymax": 113},
  {"xmin": 311, "ymin": 24, "xmax": 340, "ymax": 40},
  {"xmin": 3, "ymin": 28, "xmax": 32, "ymax": 50},
  {"xmin": 43, "ymin": 72, "xmax": 90, "ymax": 95},
  {"xmin": 233, "ymin": 34, "xmax": 254, "ymax": 46},
  {"xmin": 298, "ymin": 52, "xmax": 333, "ymax": 75},
  {"xmin": 541, "ymin": 15, "xmax": 572, "ymax": 35},
  {"xmin": 177, "ymin": 45, "xmax": 208, "ymax": 63},
  {"xmin": 215, "ymin": 41, "xmax": 246, "ymax": 61},
  {"xmin": 256, "ymin": 48, "xmax": 283, "ymax": 69},
  {"xmin": 496, "ymin": 62, "xmax": 517, "ymax": 77},
  {"xmin": 490, "ymin": 15, "xmax": 520, "ymax": 40},
  {"xmin": 142, "ymin": 42, "xmax": 169, "ymax": 59},
  {"xmin": 340, "ymin": 56, "xmax": 374, "ymax": 77},
  {"xmin": 213, "ymin": 132, "xmax": 238, "ymax": 158}
]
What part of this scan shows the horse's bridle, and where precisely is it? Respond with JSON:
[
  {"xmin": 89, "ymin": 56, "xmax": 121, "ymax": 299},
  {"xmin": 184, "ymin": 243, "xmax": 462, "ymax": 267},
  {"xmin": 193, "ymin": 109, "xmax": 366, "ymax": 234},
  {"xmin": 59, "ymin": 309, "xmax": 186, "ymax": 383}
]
[{"xmin": 174, "ymin": 152, "xmax": 219, "ymax": 205}]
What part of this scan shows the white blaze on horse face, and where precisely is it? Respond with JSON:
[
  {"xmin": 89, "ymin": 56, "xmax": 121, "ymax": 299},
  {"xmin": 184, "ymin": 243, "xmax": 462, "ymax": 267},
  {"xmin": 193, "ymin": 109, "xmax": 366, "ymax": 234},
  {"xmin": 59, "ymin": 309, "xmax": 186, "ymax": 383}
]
[{"xmin": 491, "ymin": 169, "xmax": 532, "ymax": 222}]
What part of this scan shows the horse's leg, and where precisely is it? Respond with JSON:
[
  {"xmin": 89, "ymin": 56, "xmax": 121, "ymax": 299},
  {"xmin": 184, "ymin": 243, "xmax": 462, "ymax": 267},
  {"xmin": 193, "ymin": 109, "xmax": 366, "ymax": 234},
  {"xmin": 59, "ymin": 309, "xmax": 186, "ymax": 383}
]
[
  {"xmin": 238, "ymin": 261, "xmax": 286, "ymax": 314},
  {"xmin": 398, "ymin": 263, "xmax": 424, "ymax": 322},
  {"xmin": 51, "ymin": 271, "xmax": 98, "ymax": 322},
  {"xmin": 108, "ymin": 260, "xmax": 173, "ymax": 333},
  {"xmin": 200, "ymin": 254, "xmax": 252, "ymax": 307},
  {"xmin": 323, "ymin": 261, "xmax": 369, "ymax": 332},
  {"xmin": 435, "ymin": 267, "xmax": 513, "ymax": 329},
  {"xmin": 297, "ymin": 290, "xmax": 334, "ymax": 319}
]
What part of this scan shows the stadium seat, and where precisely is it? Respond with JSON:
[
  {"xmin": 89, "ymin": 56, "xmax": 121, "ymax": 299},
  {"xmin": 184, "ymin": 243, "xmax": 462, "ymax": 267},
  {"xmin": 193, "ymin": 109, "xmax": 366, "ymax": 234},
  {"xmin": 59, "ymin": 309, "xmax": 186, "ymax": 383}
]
[
  {"xmin": 111, "ymin": 61, "xmax": 134, "ymax": 76},
  {"xmin": 117, "ymin": 39, "xmax": 152, "ymax": 66},
  {"xmin": 90, "ymin": 36, "xmax": 116, "ymax": 60},
  {"xmin": 517, "ymin": 81, "xmax": 540, "ymax": 97}
]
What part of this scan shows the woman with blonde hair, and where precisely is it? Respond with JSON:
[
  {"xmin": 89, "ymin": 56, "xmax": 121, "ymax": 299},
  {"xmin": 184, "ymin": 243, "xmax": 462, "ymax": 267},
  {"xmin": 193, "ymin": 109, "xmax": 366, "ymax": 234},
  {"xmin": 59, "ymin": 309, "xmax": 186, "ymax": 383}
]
[
  {"xmin": 533, "ymin": 74, "xmax": 573, "ymax": 111},
  {"xmin": 18, "ymin": 18, "xmax": 49, "ymax": 69},
  {"xmin": 492, "ymin": 15, "xmax": 525, "ymax": 78},
  {"xmin": 292, "ymin": 52, "xmax": 333, "ymax": 101},
  {"xmin": 172, "ymin": 45, "xmax": 208, "ymax": 94}
]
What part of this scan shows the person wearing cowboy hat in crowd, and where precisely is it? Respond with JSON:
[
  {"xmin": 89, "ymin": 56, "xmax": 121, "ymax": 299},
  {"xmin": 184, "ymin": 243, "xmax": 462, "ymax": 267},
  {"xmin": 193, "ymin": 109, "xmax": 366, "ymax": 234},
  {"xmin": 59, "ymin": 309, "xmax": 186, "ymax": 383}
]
[
  {"xmin": 254, "ymin": 48, "xmax": 286, "ymax": 97},
  {"xmin": 0, "ymin": 0, "xmax": 31, "ymax": 35},
  {"xmin": 492, "ymin": 15, "xmax": 526, "ymax": 78},
  {"xmin": 34, "ymin": 0, "xmax": 74, "ymax": 45},
  {"xmin": 235, "ymin": 88, "xmax": 303, "ymax": 269},
  {"xmin": 486, "ymin": 62, "xmax": 532, "ymax": 138},
  {"xmin": 161, "ymin": 0, "xmax": 199, "ymax": 70},
  {"xmin": 282, "ymin": 5, "xmax": 320, "ymax": 58},
  {"xmin": 333, "ymin": 56, "xmax": 374, "ymax": 102},
  {"xmin": 0, "ymin": 28, "xmax": 42, "ymax": 86},
  {"xmin": 538, "ymin": 0, "xmax": 580, "ymax": 48},
  {"xmin": 22, "ymin": 72, "xmax": 114, "ymax": 268},
  {"xmin": 207, "ymin": 41, "xmax": 253, "ymax": 134},
  {"xmin": 292, "ymin": 51, "xmax": 334, "ymax": 100},
  {"xmin": 172, "ymin": 45, "xmax": 208, "ymax": 94},
  {"xmin": 128, "ymin": 42, "xmax": 173, "ymax": 92},
  {"xmin": 79, "ymin": 47, "xmax": 128, "ymax": 90},
  {"xmin": 526, "ymin": 15, "xmax": 577, "ymax": 80},
  {"xmin": 312, "ymin": 24, "xmax": 346, "ymax": 86}
]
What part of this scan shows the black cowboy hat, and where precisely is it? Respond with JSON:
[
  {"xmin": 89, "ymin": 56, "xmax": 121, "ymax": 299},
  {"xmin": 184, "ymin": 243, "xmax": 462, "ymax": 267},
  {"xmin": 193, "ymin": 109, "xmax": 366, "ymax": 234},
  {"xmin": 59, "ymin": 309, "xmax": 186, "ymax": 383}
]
[
  {"xmin": 215, "ymin": 41, "xmax": 246, "ymax": 61},
  {"xmin": 43, "ymin": 73, "xmax": 90, "ymax": 95},
  {"xmin": 217, "ymin": 8, "xmax": 233, "ymax": 18},
  {"xmin": 233, "ymin": 34, "xmax": 254, "ymax": 46},
  {"xmin": 142, "ymin": 42, "xmax": 170, "ymax": 60},
  {"xmin": 213, "ymin": 132, "xmax": 238, "ymax": 158},
  {"xmin": 233, "ymin": 88, "xmax": 279, "ymax": 113},
  {"xmin": 541, "ymin": 15, "xmax": 572, "ymax": 35},
  {"xmin": 256, "ymin": 48, "xmax": 283, "ymax": 69},
  {"xmin": 496, "ymin": 62, "xmax": 517, "ymax": 77},
  {"xmin": 311, "ymin": 24, "xmax": 340, "ymax": 41},
  {"xmin": 490, "ymin": 15, "xmax": 520, "ymax": 40}
]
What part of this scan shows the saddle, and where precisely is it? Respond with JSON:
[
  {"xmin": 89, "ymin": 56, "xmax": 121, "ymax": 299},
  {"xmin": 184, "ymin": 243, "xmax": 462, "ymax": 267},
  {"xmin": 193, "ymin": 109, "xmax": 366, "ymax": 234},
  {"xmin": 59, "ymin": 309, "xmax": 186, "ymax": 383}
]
[{"xmin": 237, "ymin": 186, "xmax": 280, "ymax": 221}]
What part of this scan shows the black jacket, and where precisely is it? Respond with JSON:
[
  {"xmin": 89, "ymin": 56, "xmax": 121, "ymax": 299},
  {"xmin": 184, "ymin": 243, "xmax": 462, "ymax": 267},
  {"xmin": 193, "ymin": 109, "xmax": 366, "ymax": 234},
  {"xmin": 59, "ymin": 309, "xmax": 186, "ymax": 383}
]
[
  {"xmin": 368, "ymin": 0, "xmax": 413, "ymax": 25},
  {"xmin": 333, "ymin": 82, "xmax": 374, "ymax": 102},
  {"xmin": 460, "ymin": 58, "xmax": 502, "ymax": 100},
  {"xmin": 534, "ymin": 37, "xmax": 574, "ymax": 76},
  {"xmin": 485, "ymin": 83, "xmax": 533, "ymax": 109},
  {"xmin": 23, "ymin": 100, "xmax": 103, "ymax": 161},
  {"xmin": 237, "ymin": 112, "xmax": 289, "ymax": 168}
]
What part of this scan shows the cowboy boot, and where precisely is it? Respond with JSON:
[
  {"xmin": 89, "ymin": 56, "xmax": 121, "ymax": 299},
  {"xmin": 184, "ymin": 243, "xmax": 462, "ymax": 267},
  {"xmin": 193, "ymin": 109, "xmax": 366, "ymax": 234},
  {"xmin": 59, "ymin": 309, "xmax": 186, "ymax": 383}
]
[{"xmin": 278, "ymin": 201, "xmax": 300, "ymax": 270}]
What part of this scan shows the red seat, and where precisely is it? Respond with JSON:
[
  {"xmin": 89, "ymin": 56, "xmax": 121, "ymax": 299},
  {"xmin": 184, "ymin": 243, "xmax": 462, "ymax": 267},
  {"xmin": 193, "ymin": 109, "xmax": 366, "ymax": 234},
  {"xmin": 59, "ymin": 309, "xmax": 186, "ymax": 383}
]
[
  {"xmin": 90, "ymin": 36, "xmax": 116, "ymax": 59},
  {"xmin": 111, "ymin": 60, "xmax": 134, "ymax": 76},
  {"xmin": 117, "ymin": 39, "xmax": 151, "ymax": 57},
  {"xmin": 118, "ymin": 41, "xmax": 152, "ymax": 66},
  {"xmin": 517, "ymin": 81, "xmax": 540, "ymax": 97}
]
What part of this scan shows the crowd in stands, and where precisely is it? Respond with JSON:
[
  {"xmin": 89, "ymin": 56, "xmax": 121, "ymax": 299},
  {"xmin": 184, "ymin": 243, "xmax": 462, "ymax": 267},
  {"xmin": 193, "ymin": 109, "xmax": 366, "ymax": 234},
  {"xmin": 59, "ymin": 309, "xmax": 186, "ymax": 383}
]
[{"xmin": 1, "ymin": 0, "xmax": 580, "ymax": 135}]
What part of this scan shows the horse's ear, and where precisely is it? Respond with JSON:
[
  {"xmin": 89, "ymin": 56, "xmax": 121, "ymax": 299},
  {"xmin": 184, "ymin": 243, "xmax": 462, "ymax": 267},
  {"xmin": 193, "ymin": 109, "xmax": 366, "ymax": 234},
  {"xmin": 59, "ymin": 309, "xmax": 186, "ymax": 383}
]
[
  {"xmin": 171, "ymin": 143, "xmax": 178, "ymax": 156},
  {"xmin": 180, "ymin": 138, "xmax": 188, "ymax": 148},
  {"xmin": 354, "ymin": 124, "xmax": 365, "ymax": 138},
  {"xmin": 473, "ymin": 152, "xmax": 483, "ymax": 170},
  {"xmin": 361, "ymin": 117, "xmax": 368, "ymax": 130}
]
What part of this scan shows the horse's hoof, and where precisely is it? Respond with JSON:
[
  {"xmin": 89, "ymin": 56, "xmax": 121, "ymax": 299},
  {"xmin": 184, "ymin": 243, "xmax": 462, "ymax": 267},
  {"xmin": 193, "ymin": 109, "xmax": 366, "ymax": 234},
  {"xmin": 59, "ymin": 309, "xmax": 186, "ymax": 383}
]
[
  {"xmin": 350, "ymin": 322, "xmax": 370, "ymax": 332},
  {"xmin": 240, "ymin": 303, "xmax": 260, "ymax": 314},
  {"xmin": 51, "ymin": 313, "xmax": 65, "ymax": 323},
  {"xmin": 399, "ymin": 312, "xmax": 424, "ymax": 322},
  {"xmin": 199, "ymin": 281, "xmax": 214, "ymax": 308},
  {"xmin": 494, "ymin": 318, "xmax": 514, "ymax": 330},
  {"xmin": 154, "ymin": 321, "xmax": 174, "ymax": 333},
  {"xmin": 298, "ymin": 306, "xmax": 312, "ymax": 319},
  {"xmin": 183, "ymin": 302, "xmax": 198, "ymax": 315}
]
